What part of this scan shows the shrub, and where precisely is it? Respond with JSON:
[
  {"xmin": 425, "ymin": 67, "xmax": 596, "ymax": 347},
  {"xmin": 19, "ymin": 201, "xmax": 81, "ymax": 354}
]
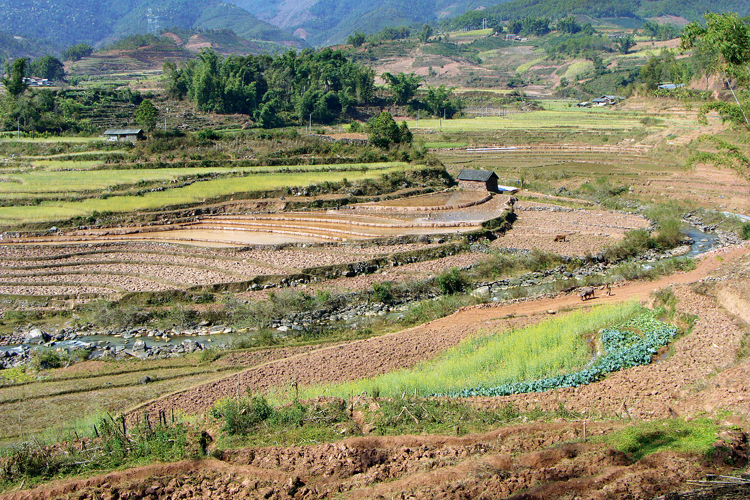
[
  {"xmin": 210, "ymin": 396, "xmax": 274, "ymax": 435},
  {"xmin": 436, "ymin": 267, "xmax": 466, "ymax": 295},
  {"xmin": 33, "ymin": 350, "xmax": 65, "ymax": 370},
  {"xmin": 602, "ymin": 229, "xmax": 654, "ymax": 263},
  {"xmin": 372, "ymin": 281, "xmax": 394, "ymax": 304},
  {"xmin": 741, "ymin": 222, "xmax": 750, "ymax": 240}
]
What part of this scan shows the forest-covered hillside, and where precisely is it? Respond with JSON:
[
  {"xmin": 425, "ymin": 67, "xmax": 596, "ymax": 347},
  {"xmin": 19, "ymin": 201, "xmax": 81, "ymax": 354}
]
[
  {"xmin": 446, "ymin": 0, "xmax": 750, "ymax": 30},
  {"xmin": 0, "ymin": 0, "xmax": 301, "ymax": 50},
  {"xmin": 0, "ymin": 0, "xmax": 748, "ymax": 53}
]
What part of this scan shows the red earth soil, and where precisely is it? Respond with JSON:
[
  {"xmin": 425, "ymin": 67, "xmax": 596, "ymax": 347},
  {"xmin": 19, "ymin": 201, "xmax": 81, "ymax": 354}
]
[
  {"xmin": 3, "ymin": 244, "xmax": 750, "ymax": 499},
  {"xmin": 3, "ymin": 422, "xmax": 745, "ymax": 500}
]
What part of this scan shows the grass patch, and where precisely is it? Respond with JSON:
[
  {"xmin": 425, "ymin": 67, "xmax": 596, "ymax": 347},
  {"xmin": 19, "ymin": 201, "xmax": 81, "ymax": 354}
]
[
  {"xmin": 565, "ymin": 61, "xmax": 594, "ymax": 81},
  {"xmin": 603, "ymin": 418, "xmax": 721, "ymax": 461}
]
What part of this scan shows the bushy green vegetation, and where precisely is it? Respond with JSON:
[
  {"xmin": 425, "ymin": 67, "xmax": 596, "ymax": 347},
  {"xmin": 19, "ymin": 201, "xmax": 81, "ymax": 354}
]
[
  {"xmin": 0, "ymin": 415, "xmax": 204, "ymax": 487},
  {"xmin": 455, "ymin": 310, "xmax": 678, "ymax": 397},
  {"xmin": 165, "ymin": 48, "xmax": 374, "ymax": 127},
  {"xmin": 301, "ymin": 302, "xmax": 642, "ymax": 400}
]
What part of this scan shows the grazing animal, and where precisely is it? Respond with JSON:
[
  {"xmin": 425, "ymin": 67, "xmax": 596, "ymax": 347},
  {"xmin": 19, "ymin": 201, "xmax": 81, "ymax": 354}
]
[
  {"xmin": 605, "ymin": 284, "xmax": 612, "ymax": 296},
  {"xmin": 579, "ymin": 286, "xmax": 595, "ymax": 301},
  {"xmin": 553, "ymin": 234, "xmax": 567, "ymax": 242}
]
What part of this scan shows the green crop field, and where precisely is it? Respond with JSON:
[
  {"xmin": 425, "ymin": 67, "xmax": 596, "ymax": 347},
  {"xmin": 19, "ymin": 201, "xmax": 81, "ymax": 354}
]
[
  {"xmin": 410, "ymin": 109, "xmax": 649, "ymax": 133},
  {"xmin": 451, "ymin": 28, "xmax": 493, "ymax": 37},
  {"xmin": 29, "ymin": 160, "xmax": 106, "ymax": 170},
  {"xmin": 0, "ymin": 163, "xmax": 414, "ymax": 226},
  {"xmin": 299, "ymin": 302, "xmax": 641, "ymax": 400},
  {"xmin": 0, "ymin": 136, "xmax": 104, "ymax": 144}
]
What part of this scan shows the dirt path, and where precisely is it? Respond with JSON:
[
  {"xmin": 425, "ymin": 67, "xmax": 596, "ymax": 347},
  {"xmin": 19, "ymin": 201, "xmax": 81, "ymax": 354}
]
[{"xmin": 128, "ymin": 242, "xmax": 750, "ymax": 422}]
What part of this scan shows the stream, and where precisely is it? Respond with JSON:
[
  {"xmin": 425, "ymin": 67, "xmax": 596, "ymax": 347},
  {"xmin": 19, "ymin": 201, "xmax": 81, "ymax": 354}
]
[{"xmin": 0, "ymin": 222, "xmax": 735, "ymax": 364}]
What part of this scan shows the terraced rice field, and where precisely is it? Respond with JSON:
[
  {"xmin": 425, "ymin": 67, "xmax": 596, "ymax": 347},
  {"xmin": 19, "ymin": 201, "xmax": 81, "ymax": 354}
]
[
  {"xmin": 0, "ymin": 192, "xmax": 648, "ymax": 300},
  {"xmin": 0, "ymin": 162, "xmax": 412, "ymax": 226},
  {"xmin": 0, "ymin": 238, "xmax": 459, "ymax": 298}
]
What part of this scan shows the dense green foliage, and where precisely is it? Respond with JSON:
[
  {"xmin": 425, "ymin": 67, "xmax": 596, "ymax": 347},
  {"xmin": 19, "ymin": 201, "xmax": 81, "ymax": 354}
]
[
  {"xmin": 543, "ymin": 33, "xmax": 613, "ymax": 58},
  {"xmin": 135, "ymin": 99, "xmax": 159, "ymax": 132},
  {"xmin": 382, "ymin": 72, "xmax": 422, "ymax": 105},
  {"xmin": 28, "ymin": 55, "xmax": 65, "ymax": 81},
  {"xmin": 682, "ymin": 12, "xmax": 750, "ymax": 85},
  {"xmin": 166, "ymin": 48, "xmax": 374, "ymax": 126},
  {"xmin": 62, "ymin": 43, "xmax": 93, "ymax": 62},
  {"xmin": 2, "ymin": 59, "xmax": 27, "ymax": 98},
  {"xmin": 0, "ymin": 85, "xmax": 142, "ymax": 135},
  {"xmin": 104, "ymin": 33, "xmax": 178, "ymax": 52},
  {"xmin": 640, "ymin": 51, "xmax": 694, "ymax": 90},
  {"xmin": 366, "ymin": 111, "xmax": 413, "ymax": 148},
  {"xmin": 642, "ymin": 20, "xmax": 681, "ymax": 41}
]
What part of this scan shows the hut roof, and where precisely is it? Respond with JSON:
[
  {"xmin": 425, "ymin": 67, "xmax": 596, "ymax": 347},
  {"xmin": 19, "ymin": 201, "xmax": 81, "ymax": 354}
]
[
  {"xmin": 456, "ymin": 169, "xmax": 498, "ymax": 182},
  {"xmin": 103, "ymin": 128, "xmax": 143, "ymax": 135}
]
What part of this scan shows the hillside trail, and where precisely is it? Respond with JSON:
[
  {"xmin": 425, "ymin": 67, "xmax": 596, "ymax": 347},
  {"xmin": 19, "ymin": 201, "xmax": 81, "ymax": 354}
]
[{"xmin": 451, "ymin": 243, "xmax": 749, "ymax": 322}]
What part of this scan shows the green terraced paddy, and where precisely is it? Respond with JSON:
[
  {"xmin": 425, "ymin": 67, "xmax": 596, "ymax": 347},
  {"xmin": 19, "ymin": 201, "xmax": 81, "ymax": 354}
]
[{"xmin": 0, "ymin": 163, "xmax": 414, "ymax": 226}]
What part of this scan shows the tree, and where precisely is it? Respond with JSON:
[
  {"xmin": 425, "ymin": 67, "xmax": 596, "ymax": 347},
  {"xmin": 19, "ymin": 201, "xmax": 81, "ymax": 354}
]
[
  {"xmin": 557, "ymin": 16, "xmax": 581, "ymax": 34},
  {"xmin": 28, "ymin": 55, "xmax": 65, "ymax": 81},
  {"xmin": 346, "ymin": 31, "xmax": 366, "ymax": 47},
  {"xmin": 681, "ymin": 12, "xmax": 750, "ymax": 82},
  {"xmin": 640, "ymin": 51, "xmax": 692, "ymax": 91},
  {"xmin": 425, "ymin": 84, "xmax": 459, "ymax": 117},
  {"xmin": 367, "ymin": 111, "xmax": 412, "ymax": 148},
  {"xmin": 134, "ymin": 99, "xmax": 159, "ymax": 131},
  {"xmin": 63, "ymin": 43, "xmax": 93, "ymax": 62},
  {"xmin": 417, "ymin": 24, "xmax": 433, "ymax": 44},
  {"xmin": 615, "ymin": 36, "xmax": 635, "ymax": 54},
  {"xmin": 3, "ymin": 58, "xmax": 27, "ymax": 98},
  {"xmin": 382, "ymin": 72, "xmax": 422, "ymax": 105}
]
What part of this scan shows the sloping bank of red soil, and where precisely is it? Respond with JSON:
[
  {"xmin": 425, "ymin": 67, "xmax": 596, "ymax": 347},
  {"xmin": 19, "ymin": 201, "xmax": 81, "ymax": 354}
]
[{"xmin": 2, "ymin": 422, "xmax": 741, "ymax": 500}]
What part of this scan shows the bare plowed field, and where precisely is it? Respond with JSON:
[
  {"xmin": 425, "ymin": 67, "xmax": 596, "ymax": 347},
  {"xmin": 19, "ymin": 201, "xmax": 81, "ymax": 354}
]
[{"xmin": 493, "ymin": 201, "xmax": 650, "ymax": 255}]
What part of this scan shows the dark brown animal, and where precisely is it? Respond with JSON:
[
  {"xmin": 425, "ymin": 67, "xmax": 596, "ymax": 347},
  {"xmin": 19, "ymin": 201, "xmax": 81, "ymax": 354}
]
[
  {"xmin": 579, "ymin": 286, "xmax": 595, "ymax": 301},
  {"xmin": 554, "ymin": 234, "xmax": 567, "ymax": 242}
]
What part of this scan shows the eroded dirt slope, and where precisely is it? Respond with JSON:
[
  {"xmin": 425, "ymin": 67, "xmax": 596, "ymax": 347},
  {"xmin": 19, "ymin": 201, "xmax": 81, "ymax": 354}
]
[{"xmin": 3, "ymin": 422, "xmax": 741, "ymax": 500}]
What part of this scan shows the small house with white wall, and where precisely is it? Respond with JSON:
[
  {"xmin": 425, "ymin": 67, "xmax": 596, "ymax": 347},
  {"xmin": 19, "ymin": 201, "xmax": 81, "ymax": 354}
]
[{"xmin": 103, "ymin": 128, "xmax": 145, "ymax": 142}]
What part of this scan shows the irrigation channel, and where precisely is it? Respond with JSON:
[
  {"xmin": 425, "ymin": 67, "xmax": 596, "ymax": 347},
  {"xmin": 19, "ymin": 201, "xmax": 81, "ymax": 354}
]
[{"xmin": 1, "ymin": 226, "xmax": 723, "ymax": 361}]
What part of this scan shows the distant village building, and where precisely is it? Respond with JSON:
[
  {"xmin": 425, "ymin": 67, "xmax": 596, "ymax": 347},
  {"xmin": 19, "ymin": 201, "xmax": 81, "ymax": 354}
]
[
  {"xmin": 456, "ymin": 169, "xmax": 519, "ymax": 193},
  {"xmin": 658, "ymin": 83, "xmax": 685, "ymax": 90},
  {"xmin": 22, "ymin": 77, "xmax": 53, "ymax": 87},
  {"xmin": 103, "ymin": 128, "xmax": 145, "ymax": 143},
  {"xmin": 579, "ymin": 95, "xmax": 625, "ymax": 107}
]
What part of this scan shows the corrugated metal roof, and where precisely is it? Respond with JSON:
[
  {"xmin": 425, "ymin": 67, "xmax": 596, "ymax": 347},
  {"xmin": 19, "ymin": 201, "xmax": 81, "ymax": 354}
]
[
  {"xmin": 103, "ymin": 128, "xmax": 143, "ymax": 135},
  {"xmin": 457, "ymin": 169, "xmax": 497, "ymax": 182}
]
